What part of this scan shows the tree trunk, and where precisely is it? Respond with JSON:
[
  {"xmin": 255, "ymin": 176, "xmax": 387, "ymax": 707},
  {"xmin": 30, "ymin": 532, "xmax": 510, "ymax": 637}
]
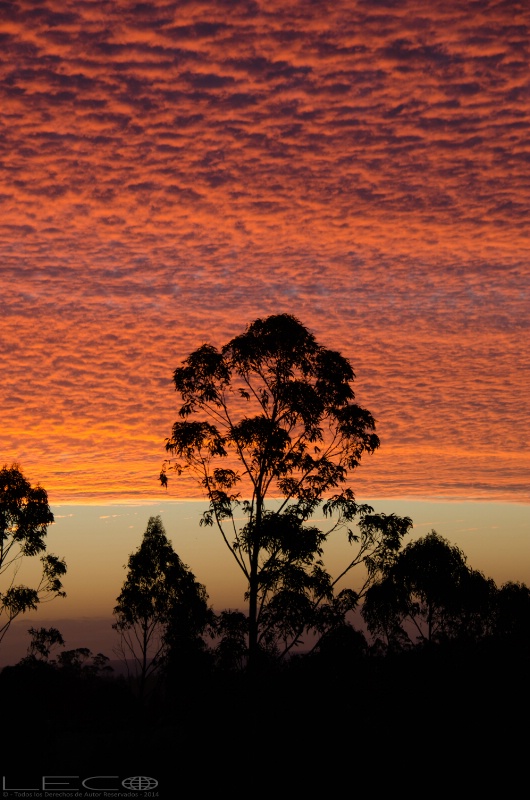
[
  {"xmin": 248, "ymin": 562, "xmax": 259, "ymax": 672},
  {"xmin": 247, "ymin": 497, "xmax": 263, "ymax": 672}
]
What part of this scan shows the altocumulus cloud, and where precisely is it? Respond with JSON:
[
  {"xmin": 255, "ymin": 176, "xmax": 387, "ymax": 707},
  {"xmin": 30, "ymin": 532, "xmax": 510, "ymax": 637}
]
[{"xmin": 0, "ymin": 0, "xmax": 528, "ymax": 502}]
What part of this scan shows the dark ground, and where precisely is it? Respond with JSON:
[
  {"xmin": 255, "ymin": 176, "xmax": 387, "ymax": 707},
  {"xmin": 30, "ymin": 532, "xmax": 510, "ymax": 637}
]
[{"xmin": 1, "ymin": 639, "xmax": 527, "ymax": 794}]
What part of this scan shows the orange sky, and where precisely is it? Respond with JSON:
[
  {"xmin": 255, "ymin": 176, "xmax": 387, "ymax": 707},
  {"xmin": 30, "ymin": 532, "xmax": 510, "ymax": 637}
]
[{"xmin": 1, "ymin": 0, "xmax": 529, "ymax": 505}]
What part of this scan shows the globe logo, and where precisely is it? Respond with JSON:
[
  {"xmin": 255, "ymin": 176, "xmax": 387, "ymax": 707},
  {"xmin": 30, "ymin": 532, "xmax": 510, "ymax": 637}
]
[{"xmin": 122, "ymin": 776, "xmax": 158, "ymax": 791}]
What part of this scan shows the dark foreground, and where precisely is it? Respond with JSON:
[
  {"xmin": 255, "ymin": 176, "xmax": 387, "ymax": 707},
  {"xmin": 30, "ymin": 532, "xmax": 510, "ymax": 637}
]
[{"xmin": 1, "ymin": 637, "xmax": 528, "ymax": 795}]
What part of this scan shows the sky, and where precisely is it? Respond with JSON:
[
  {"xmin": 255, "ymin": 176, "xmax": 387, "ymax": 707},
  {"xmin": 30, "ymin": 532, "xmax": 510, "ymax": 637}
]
[{"xmin": 1, "ymin": 0, "xmax": 529, "ymax": 661}]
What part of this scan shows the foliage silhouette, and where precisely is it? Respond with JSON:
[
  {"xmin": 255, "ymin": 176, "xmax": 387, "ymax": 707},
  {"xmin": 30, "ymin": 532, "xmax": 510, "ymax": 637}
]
[
  {"xmin": 362, "ymin": 530, "xmax": 498, "ymax": 649},
  {"xmin": 0, "ymin": 464, "xmax": 66, "ymax": 645},
  {"xmin": 17, "ymin": 626, "xmax": 113, "ymax": 679},
  {"xmin": 56, "ymin": 647, "xmax": 114, "ymax": 677},
  {"xmin": 493, "ymin": 580, "xmax": 530, "ymax": 651},
  {"xmin": 162, "ymin": 313, "xmax": 412, "ymax": 667},
  {"xmin": 22, "ymin": 625, "xmax": 65, "ymax": 662},
  {"xmin": 213, "ymin": 610, "xmax": 252, "ymax": 674},
  {"xmin": 113, "ymin": 515, "xmax": 212, "ymax": 698}
]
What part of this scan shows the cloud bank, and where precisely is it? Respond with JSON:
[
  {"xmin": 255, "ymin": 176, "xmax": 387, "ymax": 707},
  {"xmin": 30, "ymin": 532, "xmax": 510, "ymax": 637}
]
[{"xmin": 1, "ymin": 0, "xmax": 528, "ymax": 502}]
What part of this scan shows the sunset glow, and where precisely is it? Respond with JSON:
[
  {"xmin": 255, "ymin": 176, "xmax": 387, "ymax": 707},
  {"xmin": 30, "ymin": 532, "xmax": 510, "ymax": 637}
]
[{"xmin": 1, "ymin": 0, "xmax": 529, "ymax": 504}]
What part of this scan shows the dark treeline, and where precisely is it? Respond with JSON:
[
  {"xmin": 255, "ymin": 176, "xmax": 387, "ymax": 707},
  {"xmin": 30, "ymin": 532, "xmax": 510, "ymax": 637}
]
[
  {"xmin": 1, "ymin": 534, "xmax": 528, "ymax": 785},
  {"xmin": 1, "ymin": 315, "xmax": 528, "ymax": 787},
  {"xmin": 1, "ymin": 500, "xmax": 528, "ymax": 788}
]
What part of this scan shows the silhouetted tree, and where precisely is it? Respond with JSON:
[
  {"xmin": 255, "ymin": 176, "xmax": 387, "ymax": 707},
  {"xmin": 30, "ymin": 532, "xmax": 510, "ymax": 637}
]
[
  {"xmin": 23, "ymin": 626, "xmax": 65, "ymax": 661},
  {"xmin": 162, "ymin": 314, "xmax": 412, "ymax": 668},
  {"xmin": 17, "ymin": 628, "xmax": 113, "ymax": 679},
  {"xmin": 446, "ymin": 566, "xmax": 498, "ymax": 643},
  {"xmin": 362, "ymin": 530, "xmax": 497, "ymax": 649},
  {"xmin": 493, "ymin": 580, "xmax": 530, "ymax": 651},
  {"xmin": 56, "ymin": 647, "xmax": 113, "ymax": 677},
  {"xmin": 213, "ymin": 610, "xmax": 249, "ymax": 673},
  {"xmin": 0, "ymin": 464, "xmax": 66, "ymax": 645},
  {"xmin": 113, "ymin": 515, "xmax": 211, "ymax": 698}
]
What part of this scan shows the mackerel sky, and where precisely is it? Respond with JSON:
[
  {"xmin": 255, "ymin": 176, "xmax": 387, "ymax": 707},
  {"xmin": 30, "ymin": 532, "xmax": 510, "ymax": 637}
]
[{"xmin": 1, "ymin": 0, "xmax": 529, "ymax": 503}]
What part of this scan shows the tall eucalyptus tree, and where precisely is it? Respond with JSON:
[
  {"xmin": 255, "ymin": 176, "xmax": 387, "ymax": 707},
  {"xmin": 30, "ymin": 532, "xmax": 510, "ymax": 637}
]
[{"xmin": 162, "ymin": 314, "xmax": 411, "ymax": 668}]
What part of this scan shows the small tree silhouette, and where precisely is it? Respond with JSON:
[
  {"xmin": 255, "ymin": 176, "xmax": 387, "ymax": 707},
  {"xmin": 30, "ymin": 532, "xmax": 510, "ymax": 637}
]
[
  {"xmin": 24, "ymin": 626, "xmax": 65, "ymax": 661},
  {"xmin": 113, "ymin": 515, "xmax": 211, "ymax": 699}
]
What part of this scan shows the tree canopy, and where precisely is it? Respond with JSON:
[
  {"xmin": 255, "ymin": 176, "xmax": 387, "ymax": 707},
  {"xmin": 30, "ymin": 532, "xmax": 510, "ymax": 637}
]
[
  {"xmin": 162, "ymin": 314, "xmax": 412, "ymax": 667},
  {"xmin": 0, "ymin": 464, "xmax": 66, "ymax": 645},
  {"xmin": 362, "ymin": 530, "xmax": 499, "ymax": 649},
  {"xmin": 113, "ymin": 515, "xmax": 211, "ymax": 697}
]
